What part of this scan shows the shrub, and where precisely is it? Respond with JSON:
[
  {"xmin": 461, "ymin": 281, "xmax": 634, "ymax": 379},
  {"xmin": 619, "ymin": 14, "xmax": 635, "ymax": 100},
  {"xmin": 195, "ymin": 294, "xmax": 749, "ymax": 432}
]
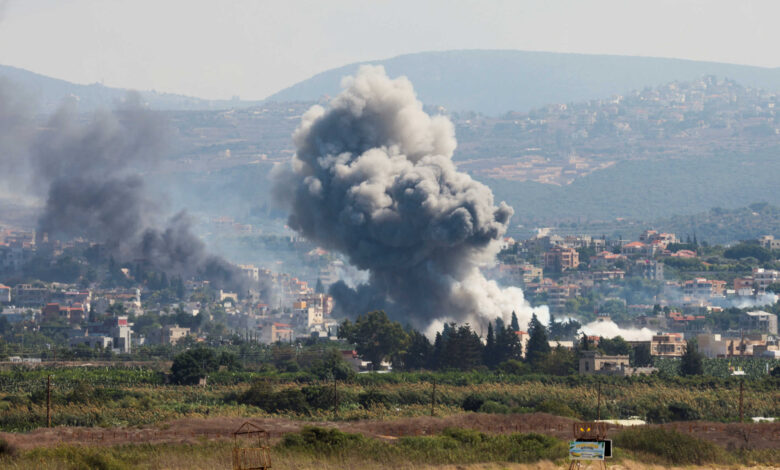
[
  {"xmin": 508, "ymin": 433, "xmax": 567, "ymax": 462},
  {"xmin": 358, "ymin": 389, "xmax": 393, "ymax": 409},
  {"xmin": 479, "ymin": 400, "xmax": 509, "ymax": 414},
  {"xmin": 170, "ymin": 348, "xmax": 219, "ymax": 385},
  {"xmin": 267, "ymin": 389, "xmax": 309, "ymax": 414},
  {"xmin": 499, "ymin": 359, "xmax": 530, "ymax": 375},
  {"xmin": 461, "ymin": 393, "xmax": 485, "ymax": 412},
  {"xmin": 614, "ymin": 427, "xmax": 732, "ymax": 465},
  {"xmin": 0, "ymin": 438, "xmax": 16, "ymax": 457},
  {"xmin": 238, "ymin": 380, "xmax": 274, "ymax": 409},
  {"xmin": 238, "ymin": 381, "xmax": 309, "ymax": 414},
  {"xmin": 280, "ymin": 426, "xmax": 367, "ymax": 454},
  {"xmin": 668, "ymin": 402, "xmax": 701, "ymax": 421},
  {"xmin": 534, "ymin": 399, "xmax": 579, "ymax": 418},
  {"xmin": 442, "ymin": 427, "xmax": 485, "ymax": 445}
]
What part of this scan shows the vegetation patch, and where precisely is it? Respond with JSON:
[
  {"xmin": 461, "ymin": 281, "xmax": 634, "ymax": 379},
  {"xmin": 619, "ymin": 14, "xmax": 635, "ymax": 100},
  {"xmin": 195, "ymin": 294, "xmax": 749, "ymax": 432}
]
[
  {"xmin": 278, "ymin": 426, "xmax": 567, "ymax": 465},
  {"xmin": 613, "ymin": 427, "xmax": 733, "ymax": 465}
]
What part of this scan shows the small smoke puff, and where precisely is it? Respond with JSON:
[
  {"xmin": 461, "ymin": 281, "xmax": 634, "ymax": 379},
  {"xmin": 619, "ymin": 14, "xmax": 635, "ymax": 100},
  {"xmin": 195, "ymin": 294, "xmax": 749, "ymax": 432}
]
[{"xmin": 273, "ymin": 65, "xmax": 542, "ymax": 330}]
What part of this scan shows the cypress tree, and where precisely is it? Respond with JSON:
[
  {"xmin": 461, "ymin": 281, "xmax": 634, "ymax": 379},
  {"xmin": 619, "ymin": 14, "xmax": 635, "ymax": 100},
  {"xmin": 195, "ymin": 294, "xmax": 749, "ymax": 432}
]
[
  {"xmin": 525, "ymin": 313, "xmax": 550, "ymax": 366},
  {"xmin": 432, "ymin": 332, "xmax": 443, "ymax": 370},
  {"xmin": 484, "ymin": 321, "xmax": 496, "ymax": 368},
  {"xmin": 495, "ymin": 321, "xmax": 522, "ymax": 364},
  {"xmin": 510, "ymin": 311, "xmax": 520, "ymax": 332},
  {"xmin": 680, "ymin": 339, "xmax": 704, "ymax": 376}
]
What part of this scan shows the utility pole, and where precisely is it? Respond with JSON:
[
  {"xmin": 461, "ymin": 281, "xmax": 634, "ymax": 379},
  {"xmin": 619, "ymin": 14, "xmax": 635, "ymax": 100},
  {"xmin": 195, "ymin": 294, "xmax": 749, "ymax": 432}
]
[
  {"xmin": 46, "ymin": 375, "xmax": 52, "ymax": 428},
  {"xmin": 431, "ymin": 378, "xmax": 437, "ymax": 417}
]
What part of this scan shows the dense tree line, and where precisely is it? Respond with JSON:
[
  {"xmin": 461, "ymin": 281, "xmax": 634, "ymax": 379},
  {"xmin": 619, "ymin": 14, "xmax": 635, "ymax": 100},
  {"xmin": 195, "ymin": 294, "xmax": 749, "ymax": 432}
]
[{"xmin": 337, "ymin": 311, "xmax": 652, "ymax": 375}]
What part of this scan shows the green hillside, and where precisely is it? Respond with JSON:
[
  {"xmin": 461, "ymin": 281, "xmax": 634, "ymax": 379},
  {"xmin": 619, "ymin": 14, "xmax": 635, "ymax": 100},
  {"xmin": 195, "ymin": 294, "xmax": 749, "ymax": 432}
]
[{"xmin": 489, "ymin": 148, "xmax": 780, "ymax": 226}]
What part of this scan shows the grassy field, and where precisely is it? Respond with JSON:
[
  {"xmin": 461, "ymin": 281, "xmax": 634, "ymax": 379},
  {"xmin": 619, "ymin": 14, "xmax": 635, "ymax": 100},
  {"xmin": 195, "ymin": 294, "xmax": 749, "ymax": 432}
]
[
  {"xmin": 0, "ymin": 367, "xmax": 777, "ymax": 431},
  {"xmin": 0, "ymin": 367, "xmax": 776, "ymax": 468},
  {"xmin": 0, "ymin": 426, "xmax": 777, "ymax": 469}
]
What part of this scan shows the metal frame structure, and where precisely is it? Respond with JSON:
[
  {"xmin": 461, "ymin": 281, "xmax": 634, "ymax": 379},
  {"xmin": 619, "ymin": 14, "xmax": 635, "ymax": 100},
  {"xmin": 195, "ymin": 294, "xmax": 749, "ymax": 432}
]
[{"xmin": 232, "ymin": 422, "xmax": 272, "ymax": 470}]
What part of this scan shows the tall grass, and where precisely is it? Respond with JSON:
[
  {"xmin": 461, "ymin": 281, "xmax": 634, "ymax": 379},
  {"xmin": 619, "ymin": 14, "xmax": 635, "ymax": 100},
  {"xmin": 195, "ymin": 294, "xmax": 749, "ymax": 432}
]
[
  {"xmin": 614, "ymin": 427, "xmax": 733, "ymax": 465},
  {"xmin": 278, "ymin": 426, "xmax": 568, "ymax": 465}
]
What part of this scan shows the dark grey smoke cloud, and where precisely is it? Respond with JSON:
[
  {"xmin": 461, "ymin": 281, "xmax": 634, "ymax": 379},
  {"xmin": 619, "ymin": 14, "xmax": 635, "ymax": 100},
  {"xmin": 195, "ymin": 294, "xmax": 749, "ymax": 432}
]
[
  {"xmin": 32, "ymin": 94, "xmax": 164, "ymax": 253},
  {"xmin": 0, "ymin": 83, "xmax": 252, "ymax": 292},
  {"xmin": 273, "ymin": 65, "xmax": 546, "ymax": 331}
]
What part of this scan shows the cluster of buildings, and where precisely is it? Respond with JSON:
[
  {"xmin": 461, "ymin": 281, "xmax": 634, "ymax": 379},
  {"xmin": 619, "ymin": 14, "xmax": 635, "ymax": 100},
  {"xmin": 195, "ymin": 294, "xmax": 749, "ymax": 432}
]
[
  {"xmin": 0, "ymin": 243, "xmax": 340, "ymax": 353},
  {"xmin": 579, "ymin": 317, "xmax": 779, "ymax": 377},
  {"xmin": 497, "ymin": 229, "xmax": 779, "ymax": 316},
  {"xmin": 460, "ymin": 76, "xmax": 780, "ymax": 185},
  {"xmin": 0, "ymin": 273, "xmax": 340, "ymax": 353},
  {"xmin": 494, "ymin": 228, "xmax": 780, "ymax": 375}
]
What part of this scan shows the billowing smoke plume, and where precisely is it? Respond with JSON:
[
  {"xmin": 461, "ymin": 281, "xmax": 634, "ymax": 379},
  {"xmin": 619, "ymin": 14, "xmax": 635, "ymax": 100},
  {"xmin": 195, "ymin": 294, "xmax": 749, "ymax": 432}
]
[
  {"xmin": 0, "ymin": 83, "xmax": 251, "ymax": 292},
  {"xmin": 273, "ymin": 66, "xmax": 545, "ymax": 330}
]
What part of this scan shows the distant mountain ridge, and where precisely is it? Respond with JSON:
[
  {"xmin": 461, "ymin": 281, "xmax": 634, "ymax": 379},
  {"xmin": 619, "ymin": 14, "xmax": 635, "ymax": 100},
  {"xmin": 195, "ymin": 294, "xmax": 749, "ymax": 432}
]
[
  {"xmin": 0, "ymin": 64, "xmax": 263, "ymax": 113},
  {"xmin": 266, "ymin": 50, "xmax": 780, "ymax": 115}
]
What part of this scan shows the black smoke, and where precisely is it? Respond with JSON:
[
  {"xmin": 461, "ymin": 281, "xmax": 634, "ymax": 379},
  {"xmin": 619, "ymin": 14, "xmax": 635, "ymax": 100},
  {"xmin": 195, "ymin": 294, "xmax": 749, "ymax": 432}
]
[
  {"xmin": 272, "ymin": 66, "xmax": 545, "ymax": 331},
  {"xmin": 0, "ymin": 83, "xmax": 253, "ymax": 293}
]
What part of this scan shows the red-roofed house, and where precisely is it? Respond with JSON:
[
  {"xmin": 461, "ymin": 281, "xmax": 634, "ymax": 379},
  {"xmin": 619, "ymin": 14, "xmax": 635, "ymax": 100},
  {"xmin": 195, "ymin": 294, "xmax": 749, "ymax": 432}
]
[
  {"xmin": 589, "ymin": 251, "xmax": 627, "ymax": 268},
  {"xmin": 670, "ymin": 249, "xmax": 697, "ymax": 258},
  {"xmin": 621, "ymin": 241, "xmax": 647, "ymax": 255}
]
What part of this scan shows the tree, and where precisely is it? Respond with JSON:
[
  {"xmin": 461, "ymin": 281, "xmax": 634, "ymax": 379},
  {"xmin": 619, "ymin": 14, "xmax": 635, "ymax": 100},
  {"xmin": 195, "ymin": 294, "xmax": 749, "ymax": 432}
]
[
  {"xmin": 338, "ymin": 311, "xmax": 409, "ymax": 370},
  {"xmin": 308, "ymin": 348, "xmax": 355, "ymax": 380},
  {"xmin": 525, "ymin": 313, "xmax": 550, "ymax": 365},
  {"xmin": 483, "ymin": 321, "xmax": 497, "ymax": 368},
  {"xmin": 401, "ymin": 329, "xmax": 433, "ymax": 370},
  {"xmin": 723, "ymin": 243, "xmax": 772, "ymax": 262},
  {"xmin": 549, "ymin": 318, "xmax": 581, "ymax": 340},
  {"xmin": 494, "ymin": 321, "xmax": 522, "ymax": 364},
  {"xmin": 438, "ymin": 323, "xmax": 483, "ymax": 370},
  {"xmin": 599, "ymin": 336, "xmax": 631, "ymax": 356},
  {"xmin": 510, "ymin": 311, "xmax": 520, "ymax": 332},
  {"xmin": 431, "ymin": 331, "xmax": 444, "ymax": 369},
  {"xmin": 632, "ymin": 343, "xmax": 652, "ymax": 367},
  {"xmin": 218, "ymin": 351, "xmax": 243, "ymax": 371},
  {"xmin": 538, "ymin": 346, "xmax": 577, "ymax": 376},
  {"xmin": 680, "ymin": 339, "xmax": 704, "ymax": 376},
  {"xmin": 173, "ymin": 276, "xmax": 185, "ymax": 300},
  {"xmin": 170, "ymin": 347, "xmax": 219, "ymax": 384}
]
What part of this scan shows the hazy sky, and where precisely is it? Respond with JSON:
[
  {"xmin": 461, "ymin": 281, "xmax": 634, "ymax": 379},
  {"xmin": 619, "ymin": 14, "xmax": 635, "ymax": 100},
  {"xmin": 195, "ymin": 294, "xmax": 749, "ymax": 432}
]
[{"xmin": 1, "ymin": 0, "xmax": 779, "ymax": 100}]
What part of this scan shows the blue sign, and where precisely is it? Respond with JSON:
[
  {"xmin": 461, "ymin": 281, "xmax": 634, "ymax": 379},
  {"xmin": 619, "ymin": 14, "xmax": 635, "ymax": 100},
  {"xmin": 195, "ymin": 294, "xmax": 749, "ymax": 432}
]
[{"xmin": 569, "ymin": 440, "xmax": 606, "ymax": 460}]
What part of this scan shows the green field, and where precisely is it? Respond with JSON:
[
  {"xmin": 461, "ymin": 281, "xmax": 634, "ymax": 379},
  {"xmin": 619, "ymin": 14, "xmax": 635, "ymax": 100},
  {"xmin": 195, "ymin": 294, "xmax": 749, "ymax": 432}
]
[{"xmin": 0, "ymin": 367, "xmax": 776, "ymax": 431}]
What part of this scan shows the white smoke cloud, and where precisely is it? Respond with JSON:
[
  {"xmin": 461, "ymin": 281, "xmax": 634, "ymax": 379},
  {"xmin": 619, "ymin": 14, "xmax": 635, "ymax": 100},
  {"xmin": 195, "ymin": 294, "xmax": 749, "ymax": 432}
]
[
  {"xmin": 272, "ymin": 65, "xmax": 543, "ymax": 330},
  {"xmin": 581, "ymin": 319, "xmax": 655, "ymax": 341},
  {"xmin": 728, "ymin": 293, "xmax": 778, "ymax": 309}
]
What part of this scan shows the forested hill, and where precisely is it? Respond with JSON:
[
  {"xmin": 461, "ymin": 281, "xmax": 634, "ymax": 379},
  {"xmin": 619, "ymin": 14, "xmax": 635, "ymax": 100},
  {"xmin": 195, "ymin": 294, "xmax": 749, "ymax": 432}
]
[
  {"xmin": 266, "ymin": 50, "xmax": 780, "ymax": 115},
  {"xmin": 654, "ymin": 204, "xmax": 780, "ymax": 245}
]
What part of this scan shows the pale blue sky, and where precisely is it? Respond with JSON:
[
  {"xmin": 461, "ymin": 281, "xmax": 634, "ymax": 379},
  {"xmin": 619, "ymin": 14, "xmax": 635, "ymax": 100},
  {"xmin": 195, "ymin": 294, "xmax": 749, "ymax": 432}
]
[{"xmin": 1, "ymin": 0, "xmax": 778, "ymax": 100}]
